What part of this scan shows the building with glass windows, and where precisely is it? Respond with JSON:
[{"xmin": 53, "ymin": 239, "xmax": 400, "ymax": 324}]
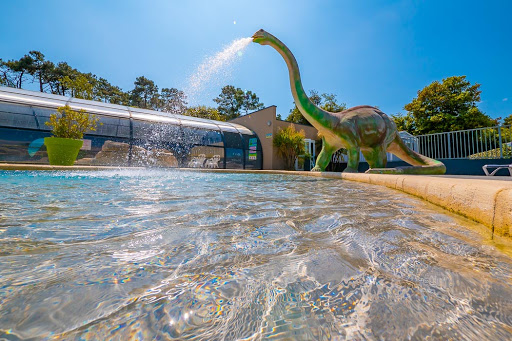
[{"xmin": 0, "ymin": 87, "xmax": 262, "ymax": 169}]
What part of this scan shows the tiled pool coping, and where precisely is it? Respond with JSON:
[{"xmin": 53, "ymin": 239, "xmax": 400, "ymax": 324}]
[{"xmin": 1, "ymin": 164, "xmax": 511, "ymax": 240}]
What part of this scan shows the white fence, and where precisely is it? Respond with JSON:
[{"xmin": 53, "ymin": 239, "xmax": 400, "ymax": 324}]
[
  {"xmin": 330, "ymin": 125, "xmax": 512, "ymax": 163},
  {"xmin": 417, "ymin": 125, "xmax": 512, "ymax": 159}
]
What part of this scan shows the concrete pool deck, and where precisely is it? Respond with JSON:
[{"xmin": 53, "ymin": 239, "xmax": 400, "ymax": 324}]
[{"xmin": 1, "ymin": 163, "xmax": 511, "ymax": 240}]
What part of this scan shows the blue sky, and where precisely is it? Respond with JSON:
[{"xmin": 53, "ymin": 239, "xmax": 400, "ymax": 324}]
[{"xmin": 1, "ymin": 0, "xmax": 510, "ymax": 120}]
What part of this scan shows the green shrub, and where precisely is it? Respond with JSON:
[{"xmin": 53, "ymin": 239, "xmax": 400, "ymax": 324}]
[
  {"xmin": 45, "ymin": 105, "xmax": 100, "ymax": 139},
  {"xmin": 273, "ymin": 125, "xmax": 305, "ymax": 170}
]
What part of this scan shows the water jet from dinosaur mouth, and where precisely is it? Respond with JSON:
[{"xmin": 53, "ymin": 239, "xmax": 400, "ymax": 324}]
[{"xmin": 185, "ymin": 37, "xmax": 252, "ymax": 106}]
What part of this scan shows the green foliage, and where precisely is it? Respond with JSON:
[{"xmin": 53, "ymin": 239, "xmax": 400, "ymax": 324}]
[
  {"xmin": 45, "ymin": 105, "xmax": 100, "ymax": 139},
  {"xmin": 26, "ymin": 51, "xmax": 55, "ymax": 92},
  {"xmin": 0, "ymin": 59, "xmax": 8, "ymax": 86},
  {"xmin": 401, "ymin": 76, "xmax": 497, "ymax": 134},
  {"xmin": 130, "ymin": 76, "xmax": 159, "ymax": 109},
  {"xmin": 469, "ymin": 143, "xmax": 512, "ymax": 159},
  {"xmin": 59, "ymin": 74, "xmax": 94, "ymax": 100},
  {"xmin": 185, "ymin": 106, "xmax": 225, "ymax": 121},
  {"xmin": 391, "ymin": 112, "xmax": 415, "ymax": 132},
  {"xmin": 3, "ymin": 54, "xmax": 34, "ymax": 88},
  {"xmin": 286, "ymin": 90, "xmax": 346, "ymax": 126},
  {"xmin": 2, "ymin": 51, "xmax": 271, "ymax": 122},
  {"xmin": 213, "ymin": 85, "xmax": 264, "ymax": 119},
  {"xmin": 503, "ymin": 114, "xmax": 512, "ymax": 126},
  {"xmin": 160, "ymin": 88, "xmax": 188, "ymax": 114},
  {"xmin": 273, "ymin": 125, "xmax": 305, "ymax": 170}
]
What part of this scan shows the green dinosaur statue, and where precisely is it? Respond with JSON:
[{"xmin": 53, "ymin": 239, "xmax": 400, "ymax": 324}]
[{"xmin": 252, "ymin": 29, "xmax": 446, "ymax": 175}]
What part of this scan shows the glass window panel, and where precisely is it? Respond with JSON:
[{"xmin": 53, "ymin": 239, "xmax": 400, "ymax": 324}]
[
  {"xmin": 185, "ymin": 146, "xmax": 224, "ymax": 169},
  {"xmin": 130, "ymin": 138, "xmax": 180, "ymax": 168},
  {"xmin": 182, "ymin": 126, "xmax": 223, "ymax": 146},
  {"xmin": 33, "ymin": 107, "xmax": 57, "ymax": 131},
  {"xmin": 88, "ymin": 116, "xmax": 131, "ymax": 138},
  {"xmin": 32, "ymin": 106, "xmax": 56, "ymax": 117},
  {"xmin": 225, "ymin": 148, "xmax": 244, "ymax": 169},
  {"xmin": 0, "ymin": 111, "xmax": 38, "ymax": 129},
  {"xmin": 75, "ymin": 136, "xmax": 132, "ymax": 166},
  {"xmin": 223, "ymin": 131, "xmax": 243, "ymax": 149},
  {"xmin": 0, "ymin": 102, "xmax": 33, "ymax": 115},
  {"xmin": 0, "ymin": 127, "xmax": 50, "ymax": 162},
  {"xmin": 132, "ymin": 120, "xmax": 182, "ymax": 142},
  {"xmin": 242, "ymin": 134, "xmax": 262, "ymax": 151},
  {"xmin": 244, "ymin": 150, "xmax": 262, "ymax": 169}
]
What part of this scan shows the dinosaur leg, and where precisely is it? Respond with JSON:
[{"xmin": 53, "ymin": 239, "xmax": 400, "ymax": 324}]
[
  {"xmin": 311, "ymin": 138, "xmax": 336, "ymax": 172},
  {"xmin": 362, "ymin": 146, "xmax": 387, "ymax": 169},
  {"xmin": 344, "ymin": 146, "xmax": 360, "ymax": 173}
]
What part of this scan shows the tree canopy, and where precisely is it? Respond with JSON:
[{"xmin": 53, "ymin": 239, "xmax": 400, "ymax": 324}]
[
  {"xmin": 184, "ymin": 106, "xmax": 225, "ymax": 121},
  {"xmin": 286, "ymin": 90, "xmax": 346, "ymax": 126},
  {"xmin": 213, "ymin": 85, "xmax": 264, "ymax": 120},
  {"xmin": 0, "ymin": 51, "xmax": 186, "ymax": 111},
  {"xmin": 395, "ymin": 76, "xmax": 497, "ymax": 135},
  {"xmin": 503, "ymin": 114, "xmax": 512, "ymax": 126},
  {"xmin": 160, "ymin": 88, "xmax": 187, "ymax": 114}
]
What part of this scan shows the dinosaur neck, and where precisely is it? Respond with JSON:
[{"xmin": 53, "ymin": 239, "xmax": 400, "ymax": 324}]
[{"xmin": 265, "ymin": 36, "xmax": 334, "ymax": 128}]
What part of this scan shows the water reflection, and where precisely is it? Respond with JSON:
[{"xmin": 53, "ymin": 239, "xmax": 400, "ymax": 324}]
[{"xmin": 0, "ymin": 170, "xmax": 511, "ymax": 340}]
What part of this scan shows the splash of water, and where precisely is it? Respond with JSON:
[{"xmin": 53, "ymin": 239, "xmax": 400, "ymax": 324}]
[{"xmin": 185, "ymin": 37, "xmax": 252, "ymax": 105}]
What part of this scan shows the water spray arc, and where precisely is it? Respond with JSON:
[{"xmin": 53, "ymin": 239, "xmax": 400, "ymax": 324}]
[
  {"xmin": 252, "ymin": 29, "xmax": 446, "ymax": 175},
  {"xmin": 185, "ymin": 37, "xmax": 252, "ymax": 106}
]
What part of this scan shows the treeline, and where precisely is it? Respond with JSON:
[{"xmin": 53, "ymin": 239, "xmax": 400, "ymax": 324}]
[
  {"xmin": 0, "ymin": 51, "xmax": 265, "ymax": 121},
  {"xmin": 2, "ymin": 52, "xmax": 509, "ymax": 132},
  {"xmin": 288, "ymin": 76, "xmax": 511, "ymax": 134}
]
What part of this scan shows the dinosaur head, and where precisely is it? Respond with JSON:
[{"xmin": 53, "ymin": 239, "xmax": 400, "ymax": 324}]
[{"xmin": 252, "ymin": 29, "xmax": 272, "ymax": 45}]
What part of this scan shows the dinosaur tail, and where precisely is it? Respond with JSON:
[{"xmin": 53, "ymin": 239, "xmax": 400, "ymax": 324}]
[{"xmin": 366, "ymin": 135, "xmax": 446, "ymax": 175}]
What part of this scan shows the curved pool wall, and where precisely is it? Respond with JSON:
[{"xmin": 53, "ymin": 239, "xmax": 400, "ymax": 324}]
[
  {"xmin": 0, "ymin": 86, "xmax": 263, "ymax": 170},
  {"xmin": 0, "ymin": 170, "xmax": 511, "ymax": 340}
]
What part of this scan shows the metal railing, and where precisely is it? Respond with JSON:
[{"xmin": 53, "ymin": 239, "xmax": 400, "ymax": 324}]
[
  {"xmin": 417, "ymin": 125, "xmax": 512, "ymax": 159},
  {"xmin": 329, "ymin": 125, "xmax": 512, "ymax": 164}
]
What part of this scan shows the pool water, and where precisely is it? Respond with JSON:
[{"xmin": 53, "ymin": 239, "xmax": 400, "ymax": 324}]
[{"xmin": 0, "ymin": 170, "xmax": 511, "ymax": 340}]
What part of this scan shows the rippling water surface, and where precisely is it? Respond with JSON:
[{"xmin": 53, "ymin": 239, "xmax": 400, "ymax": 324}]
[{"xmin": 0, "ymin": 170, "xmax": 511, "ymax": 340}]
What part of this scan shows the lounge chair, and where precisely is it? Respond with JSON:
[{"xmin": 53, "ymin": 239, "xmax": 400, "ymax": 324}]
[
  {"xmin": 205, "ymin": 155, "xmax": 221, "ymax": 168},
  {"xmin": 187, "ymin": 154, "xmax": 206, "ymax": 168},
  {"xmin": 482, "ymin": 163, "xmax": 512, "ymax": 176}
]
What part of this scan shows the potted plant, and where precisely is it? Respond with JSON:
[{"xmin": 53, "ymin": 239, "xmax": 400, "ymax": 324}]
[
  {"xmin": 44, "ymin": 105, "xmax": 100, "ymax": 165},
  {"xmin": 273, "ymin": 125, "xmax": 305, "ymax": 170}
]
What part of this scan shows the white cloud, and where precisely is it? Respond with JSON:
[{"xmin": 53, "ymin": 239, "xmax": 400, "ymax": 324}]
[{"xmin": 503, "ymin": 98, "xmax": 509, "ymax": 101}]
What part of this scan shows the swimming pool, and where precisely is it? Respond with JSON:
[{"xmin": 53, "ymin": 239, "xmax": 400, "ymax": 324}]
[{"xmin": 0, "ymin": 170, "xmax": 511, "ymax": 339}]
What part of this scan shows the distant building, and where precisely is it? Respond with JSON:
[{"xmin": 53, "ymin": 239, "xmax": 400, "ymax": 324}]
[{"xmin": 231, "ymin": 106, "xmax": 318, "ymax": 170}]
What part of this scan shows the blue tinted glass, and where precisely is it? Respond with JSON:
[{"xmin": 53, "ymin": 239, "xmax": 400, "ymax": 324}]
[
  {"xmin": 242, "ymin": 134, "xmax": 261, "ymax": 150},
  {"xmin": 78, "ymin": 135, "xmax": 132, "ymax": 166},
  {"xmin": 182, "ymin": 126, "xmax": 222, "ymax": 146},
  {"xmin": 90, "ymin": 117, "xmax": 131, "ymax": 138},
  {"xmin": 0, "ymin": 127, "xmax": 50, "ymax": 162},
  {"xmin": 0, "ymin": 111, "xmax": 38, "ymax": 129},
  {"xmin": 186, "ymin": 146, "xmax": 224, "ymax": 169},
  {"xmin": 244, "ymin": 150, "xmax": 262, "ymax": 169},
  {"xmin": 225, "ymin": 148, "xmax": 243, "ymax": 169},
  {"xmin": 0, "ymin": 102, "xmax": 33, "ymax": 115},
  {"xmin": 223, "ymin": 132, "xmax": 243, "ymax": 149}
]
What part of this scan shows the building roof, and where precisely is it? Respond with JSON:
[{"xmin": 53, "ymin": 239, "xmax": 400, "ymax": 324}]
[{"xmin": 0, "ymin": 86, "xmax": 254, "ymax": 135}]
